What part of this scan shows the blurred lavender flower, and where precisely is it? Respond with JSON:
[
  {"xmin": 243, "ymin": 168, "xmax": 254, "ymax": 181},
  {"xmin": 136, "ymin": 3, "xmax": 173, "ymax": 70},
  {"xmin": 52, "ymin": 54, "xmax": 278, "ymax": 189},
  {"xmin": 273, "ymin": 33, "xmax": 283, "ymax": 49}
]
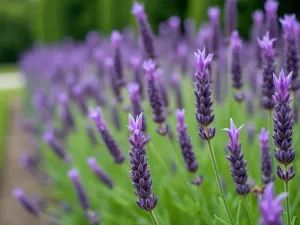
[
  {"xmin": 225, "ymin": 0, "xmax": 237, "ymax": 38},
  {"xmin": 128, "ymin": 83, "xmax": 147, "ymax": 132},
  {"xmin": 258, "ymin": 32, "xmax": 276, "ymax": 110},
  {"xmin": 72, "ymin": 84, "xmax": 88, "ymax": 115},
  {"xmin": 86, "ymin": 122, "xmax": 98, "ymax": 147},
  {"xmin": 184, "ymin": 18, "xmax": 195, "ymax": 46},
  {"xmin": 175, "ymin": 109, "xmax": 198, "ymax": 173},
  {"xmin": 130, "ymin": 56, "xmax": 144, "ymax": 99},
  {"xmin": 105, "ymin": 57, "xmax": 123, "ymax": 102},
  {"xmin": 12, "ymin": 188, "xmax": 40, "ymax": 217},
  {"xmin": 128, "ymin": 114, "xmax": 158, "ymax": 211},
  {"xmin": 68, "ymin": 169, "xmax": 90, "ymax": 210},
  {"xmin": 58, "ymin": 93, "xmax": 75, "ymax": 132},
  {"xmin": 194, "ymin": 48, "xmax": 215, "ymax": 140},
  {"xmin": 177, "ymin": 41, "xmax": 188, "ymax": 75},
  {"xmin": 87, "ymin": 157, "xmax": 114, "ymax": 189},
  {"xmin": 132, "ymin": 2, "xmax": 156, "ymax": 60},
  {"xmin": 247, "ymin": 123, "xmax": 255, "ymax": 144},
  {"xmin": 171, "ymin": 73, "xmax": 183, "ymax": 109},
  {"xmin": 155, "ymin": 69, "xmax": 169, "ymax": 108},
  {"xmin": 273, "ymin": 70, "xmax": 296, "ymax": 181},
  {"xmin": 208, "ymin": 7, "xmax": 220, "ymax": 57},
  {"xmin": 259, "ymin": 128, "xmax": 274, "ymax": 184},
  {"xmin": 252, "ymin": 10, "xmax": 264, "ymax": 68},
  {"xmin": 85, "ymin": 210, "xmax": 101, "ymax": 225},
  {"xmin": 260, "ymin": 182, "xmax": 287, "ymax": 225},
  {"xmin": 110, "ymin": 101, "xmax": 121, "ymax": 131},
  {"xmin": 22, "ymin": 119, "xmax": 40, "ymax": 134},
  {"xmin": 224, "ymin": 119, "xmax": 250, "ymax": 195},
  {"xmin": 143, "ymin": 60, "xmax": 166, "ymax": 125},
  {"xmin": 168, "ymin": 16, "xmax": 181, "ymax": 49},
  {"xmin": 89, "ymin": 107, "xmax": 125, "ymax": 163},
  {"xmin": 264, "ymin": 0, "xmax": 279, "ymax": 40},
  {"xmin": 280, "ymin": 14, "xmax": 299, "ymax": 90}
]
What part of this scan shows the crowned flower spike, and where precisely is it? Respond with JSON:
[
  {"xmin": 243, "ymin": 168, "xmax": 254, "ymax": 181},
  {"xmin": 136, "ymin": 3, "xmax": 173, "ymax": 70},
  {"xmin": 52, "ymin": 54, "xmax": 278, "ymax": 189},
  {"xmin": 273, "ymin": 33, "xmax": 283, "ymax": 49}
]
[
  {"xmin": 258, "ymin": 32, "xmax": 276, "ymax": 110},
  {"xmin": 68, "ymin": 169, "xmax": 90, "ymax": 210},
  {"xmin": 12, "ymin": 188, "xmax": 40, "ymax": 217},
  {"xmin": 280, "ymin": 14, "xmax": 297, "ymax": 41},
  {"xmin": 90, "ymin": 108, "xmax": 125, "ymax": 163},
  {"xmin": 224, "ymin": 119, "xmax": 250, "ymax": 195},
  {"xmin": 259, "ymin": 128, "xmax": 274, "ymax": 184},
  {"xmin": 128, "ymin": 113, "xmax": 158, "ymax": 211},
  {"xmin": 194, "ymin": 48, "xmax": 213, "ymax": 80},
  {"xmin": 273, "ymin": 70, "xmax": 292, "ymax": 102},
  {"xmin": 175, "ymin": 109, "xmax": 199, "ymax": 174},
  {"xmin": 260, "ymin": 182, "xmax": 287, "ymax": 225}
]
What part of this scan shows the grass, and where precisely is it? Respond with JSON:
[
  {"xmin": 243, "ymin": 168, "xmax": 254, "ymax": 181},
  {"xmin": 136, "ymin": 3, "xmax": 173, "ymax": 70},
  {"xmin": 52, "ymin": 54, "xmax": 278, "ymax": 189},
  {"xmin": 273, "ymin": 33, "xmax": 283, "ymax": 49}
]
[{"xmin": 0, "ymin": 63, "xmax": 18, "ymax": 73}]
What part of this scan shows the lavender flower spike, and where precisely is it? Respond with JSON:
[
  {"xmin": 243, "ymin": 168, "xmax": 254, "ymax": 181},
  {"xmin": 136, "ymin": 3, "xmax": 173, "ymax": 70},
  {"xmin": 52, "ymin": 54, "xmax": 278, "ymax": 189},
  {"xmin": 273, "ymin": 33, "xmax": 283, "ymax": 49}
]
[
  {"xmin": 111, "ymin": 31, "xmax": 125, "ymax": 89},
  {"xmin": 194, "ymin": 48, "xmax": 215, "ymax": 140},
  {"xmin": 89, "ymin": 108, "xmax": 125, "ymax": 163},
  {"xmin": 280, "ymin": 14, "xmax": 299, "ymax": 90},
  {"xmin": 225, "ymin": 0, "xmax": 237, "ymax": 38},
  {"xmin": 273, "ymin": 70, "xmax": 296, "ymax": 181},
  {"xmin": 258, "ymin": 32, "xmax": 276, "ymax": 110},
  {"xmin": 128, "ymin": 83, "xmax": 147, "ymax": 132},
  {"xmin": 143, "ymin": 60, "xmax": 166, "ymax": 125},
  {"xmin": 259, "ymin": 128, "xmax": 274, "ymax": 184},
  {"xmin": 208, "ymin": 7, "xmax": 220, "ymax": 56},
  {"xmin": 223, "ymin": 119, "xmax": 250, "ymax": 195},
  {"xmin": 68, "ymin": 169, "xmax": 90, "ymax": 210},
  {"xmin": 176, "ymin": 109, "xmax": 198, "ymax": 173},
  {"xmin": 260, "ymin": 182, "xmax": 287, "ymax": 225},
  {"xmin": 132, "ymin": 2, "xmax": 156, "ymax": 60},
  {"xmin": 252, "ymin": 10, "xmax": 264, "ymax": 68},
  {"xmin": 264, "ymin": 0, "xmax": 279, "ymax": 40},
  {"xmin": 87, "ymin": 157, "xmax": 114, "ymax": 189},
  {"xmin": 128, "ymin": 113, "xmax": 158, "ymax": 211},
  {"xmin": 12, "ymin": 188, "xmax": 40, "ymax": 217}
]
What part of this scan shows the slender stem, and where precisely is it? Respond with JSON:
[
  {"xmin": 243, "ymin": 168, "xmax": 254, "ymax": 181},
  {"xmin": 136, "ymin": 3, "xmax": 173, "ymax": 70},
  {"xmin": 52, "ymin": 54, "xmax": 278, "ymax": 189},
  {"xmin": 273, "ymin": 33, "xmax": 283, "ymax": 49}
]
[
  {"xmin": 284, "ymin": 165, "xmax": 291, "ymax": 225},
  {"xmin": 206, "ymin": 133, "xmax": 235, "ymax": 225},
  {"xmin": 244, "ymin": 195, "xmax": 255, "ymax": 225},
  {"xmin": 149, "ymin": 210, "xmax": 159, "ymax": 225}
]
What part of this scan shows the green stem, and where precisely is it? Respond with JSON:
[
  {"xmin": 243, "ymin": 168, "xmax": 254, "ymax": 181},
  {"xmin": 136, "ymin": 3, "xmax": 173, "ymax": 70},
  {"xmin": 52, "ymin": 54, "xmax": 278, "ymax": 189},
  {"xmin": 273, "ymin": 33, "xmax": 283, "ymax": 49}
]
[
  {"xmin": 149, "ymin": 210, "xmax": 159, "ymax": 225},
  {"xmin": 284, "ymin": 165, "xmax": 291, "ymax": 225},
  {"xmin": 244, "ymin": 196, "xmax": 255, "ymax": 225},
  {"xmin": 206, "ymin": 134, "xmax": 235, "ymax": 225}
]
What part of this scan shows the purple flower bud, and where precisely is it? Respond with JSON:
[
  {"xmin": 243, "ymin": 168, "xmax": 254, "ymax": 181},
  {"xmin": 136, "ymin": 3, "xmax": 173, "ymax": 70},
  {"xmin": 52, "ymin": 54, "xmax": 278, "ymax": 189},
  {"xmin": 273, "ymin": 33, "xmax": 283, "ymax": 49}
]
[
  {"xmin": 110, "ymin": 31, "xmax": 122, "ymax": 49},
  {"xmin": 143, "ymin": 60, "xmax": 166, "ymax": 124},
  {"xmin": 194, "ymin": 48, "xmax": 215, "ymax": 140},
  {"xmin": 208, "ymin": 7, "xmax": 220, "ymax": 26},
  {"xmin": 169, "ymin": 16, "xmax": 180, "ymax": 30},
  {"xmin": 132, "ymin": 2, "xmax": 156, "ymax": 60},
  {"xmin": 12, "ymin": 188, "xmax": 40, "ymax": 217},
  {"xmin": 264, "ymin": 0, "xmax": 279, "ymax": 40},
  {"xmin": 258, "ymin": 32, "xmax": 276, "ymax": 110},
  {"xmin": 260, "ymin": 182, "xmax": 287, "ymax": 225},
  {"xmin": 225, "ymin": 0, "xmax": 237, "ymax": 38},
  {"xmin": 87, "ymin": 157, "xmax": 114, "ymax": 189},
  {"xmin": 175, "ymin": 109, "xmax": 198, "ymax": 173},
  {"xmin": 128, "ymin": 113, "xmax": 158, "ymax": 211},
  {"xmin": 259, "ymin": 128, "xmax": 274, "ymax": 184},
  {"xmin": 223, "ymin": 119, "xmax": 250, "ymax": 195},
  {"xmin": 68, "ymin": 169, "xmax": 90, "ymax": 210},
  {"xmin": 280, "ymin": 14, "xmax": 299, "ymax": 90},
  {"xmin": 89, "ymin": 108, "xmax": 125, "ymax": 163},
  {"xmin": 273, "ymin": 70, "xmax": 295, "ymax": 180}
]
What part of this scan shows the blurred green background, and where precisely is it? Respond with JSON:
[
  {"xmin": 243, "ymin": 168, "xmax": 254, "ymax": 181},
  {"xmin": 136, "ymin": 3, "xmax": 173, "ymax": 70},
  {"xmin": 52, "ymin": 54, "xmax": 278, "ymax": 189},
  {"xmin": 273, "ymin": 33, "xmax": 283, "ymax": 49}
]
[{"xmin": 0, "ymin": 0, "xmax": 299, "ymax": 64}]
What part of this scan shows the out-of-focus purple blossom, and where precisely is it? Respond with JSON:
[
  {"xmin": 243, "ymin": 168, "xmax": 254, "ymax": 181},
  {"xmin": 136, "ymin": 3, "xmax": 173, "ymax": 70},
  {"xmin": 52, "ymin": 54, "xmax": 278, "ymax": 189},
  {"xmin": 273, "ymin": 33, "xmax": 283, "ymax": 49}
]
[
  {"xmin": 224, "ymin": 119, "xmax": 250, "ymax": 195},
  {"xmin": 258, "ymin": 32, "xmax": 276, "ymax": 110},
  {"xmin": 22, "ymin": 119, "xmax": 40, "ymax": 134},
  {"xmin": 155, "ymin": 69, "xmax": 169, "ymax": 108},
  {"xmin": 177, "ymin": 41, "xmax": 188, "ymax": 75},
  {"xmin": 68, "ymin": 169, "xmax": 90, "ymax": 210},
  {"xmin": 110, "ymin": 101, "xmax": 122, "ymax": 131},
  {"xmin": 20, "ymin": 151, "xmax": 40, "ymax": 176},
  {"xmin": 175, "ymin": 109, "xmax": 198, "ymax": 173},
  {"xmin": 87, "ymin": 157, "xmax": 114, "ymax": 189},
  {"xmin": 85, "ymin": 210, "xmax": 101, "ymax": 225},
  {"xmin": 194, "ymin": 48, "xmax": 215, "ymax": 140},
  {"xmin": 184, "ymin": 18, "xmax": 195, "ymax": 46},
  {"xmin": 260, "ymin": 182, "xmax": 287, "ymax": 225},
  {"xmin": 208, "ymin": 7, "xmax": 220, "ymax": 56},
  {"xmin": 247, "ymin": 123, "xmax": 255, "ymax": 144},
  {"xmin": 225, "ymin": 0, "xmax": 237, "ymax": 38},
  {"xmin": 86, "ymin": 122, "xmax": 98, "ymax": 147},
  {"xmin": 132, "ymin": 2, "xmax": 156, "ymax": 60},
  {"xmin": 252, "ymin": 10, "xmax": 265, "ymax": 68},
  {"xmin": 259, "ymin": 128, "xmax": 274, "ymax": 184},
  {"xmin": 89, "ymin": 107, "xmax": 125, "ymax": 163},
  {"xmin": 130, "ymin": 56, "xmax": 144, "ymax": 99},
  {"xmin": 58, "ymin": 93, "xmax": 75, "ymax": 132},
  {"xmin": 273, "ymin": 70, "xmax": 296, "ymax": 181},
  {"xmin": 264, "ymin": 0, "xmax": 279, "ymax": 40},
  {"xmin": 12, "ymin": 188, "xmax": 40, "ymax": 217},
  {"xmin": 280, "ymin": 14, "xmax": 299, "ymax": 90},
  {"xmin": 72, "ymin": 84, "xmax": 88, "ymax": 115},
  {"xmin": 171, "ymin": 73, "xmax": 183, "ymax": 109}
]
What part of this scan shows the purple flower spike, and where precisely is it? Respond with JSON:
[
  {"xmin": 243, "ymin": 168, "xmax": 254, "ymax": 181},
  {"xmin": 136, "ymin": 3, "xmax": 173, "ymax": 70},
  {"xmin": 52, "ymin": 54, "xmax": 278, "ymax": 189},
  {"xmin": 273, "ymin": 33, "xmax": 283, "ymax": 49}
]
[
  {"xmin": 225, "ymin": 0, "xmax": 237, "ymax": 38},
  {"xmin": 280, "ymin": 14, "xmax": 299, "ymax": 90},
  {"xmin": 128, "ymin": 113, "xmax": 158, "ymax": 211},
  {"xmin": 208, "ymin": 7, "xmax": 220, "ymax": 26},
  {"xmin": 143, "ymin": 60, "xmax": 166, "ymax": 125},
  {"xmin": 171, "ymin": 73, "xmax": 183, "ymax": 109},
  {"xmin": 273, "ymin": 70, "xmax": 295, "ymax": 181},
  {"xmin": 90, "ymin": 108, "xmax": 125, "ymax": 163},
  {"xmin": 87, "ymin": 157, "xmax": 114, "ymax": 189},
  {"xmin": 169, "ymin": 16, "xmax": 180, "ymax": 30},
  {"xmin": 130, "ymin": 56, "xmax": 144, "ymax": 98},
  {"xmin": 175, "ymin": 109, "xmax": 198, "ymax": 173},
  {"xmin": 258, "ymin": 32, "xmax": 276, "ymax": 110},
  {"xmin": 72, "ymin": 84, "xmax": 88, "ymax": 115},
  {"xmin": 111, "ymin": 31, "xmax": 122, "ymax": 49},
  {"xmin": 128, "ymin": 83, "xmax": 147, "ymax": 132},
  {"xmin": 68, "ymin": 169, "xmax": 90, "ymax": 210},
  {"xmin": 260, "ymin": 182, "xmax": 287, "ymax": 225},
  {"xmin": 12, "ymin": 188, "xmax": 40, "ymax": 217},
  {"xmin": 264, "ymin": 0, "xmax": 279, "ymax": 40},
  {"xmin": 252, "ymin": 10, "xmax": 264, "ymax": 68},
  {"xmin": 208, "ymin": 7, "xmax": 220, "ymax": 56},
  {"xmin": 259, "ymin": 128, "xmax": 274, "ymax": 184},
  {"xmin": 224, "ymin": 119, "xmax": 250, "ymax": 195},
  {"xmin": 132, "ymin": 1, "xmax": 156, "ymax": 60},
  {"xmin": 194, "ymin": 48, "xmax": 215, "ymax": 140},
  {"xmin": 58, "ymin": 93, "xmax": 75, "ymax": 132}
]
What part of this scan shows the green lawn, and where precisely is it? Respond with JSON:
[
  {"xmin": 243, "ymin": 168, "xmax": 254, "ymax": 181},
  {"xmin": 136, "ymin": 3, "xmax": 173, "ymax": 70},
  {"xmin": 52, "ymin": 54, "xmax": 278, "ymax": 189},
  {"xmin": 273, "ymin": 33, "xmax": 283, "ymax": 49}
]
[{"xmin": 0, "ymin": 63, "xmax": 18, "ymax": 73}]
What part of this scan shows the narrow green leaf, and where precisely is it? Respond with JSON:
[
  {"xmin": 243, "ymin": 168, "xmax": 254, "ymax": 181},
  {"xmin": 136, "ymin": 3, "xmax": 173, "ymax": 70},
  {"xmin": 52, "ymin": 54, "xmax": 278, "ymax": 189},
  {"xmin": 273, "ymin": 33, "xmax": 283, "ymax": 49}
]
[
  {"xmin": 291, "ymin": 216, "xmax": 297, "ymax": 225},
  {"xmin": 235, "ymin": 200, "xmax": 242, "ymax": 225},
  {"xmin": 214, "ymin": 215, "xmax": 230, "ymax": 225}
]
